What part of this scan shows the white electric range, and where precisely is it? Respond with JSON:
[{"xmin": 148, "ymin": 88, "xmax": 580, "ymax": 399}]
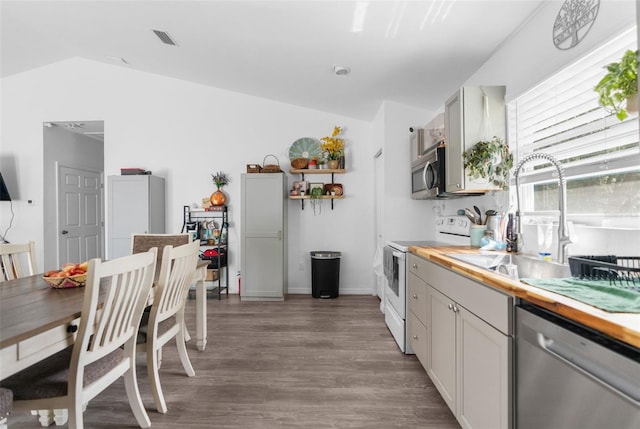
[{"xmin": 384, "ymin": 216, "xmax": 471, "ymax": 353}]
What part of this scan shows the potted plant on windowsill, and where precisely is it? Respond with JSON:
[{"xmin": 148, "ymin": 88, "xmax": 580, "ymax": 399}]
[
  {"xmin": 594, "ymin": 49, "xmax": 638, "ymax": 121},
  {"xmin": 463, "ymin": 136, "xmax": 513, "ymax": 190}
]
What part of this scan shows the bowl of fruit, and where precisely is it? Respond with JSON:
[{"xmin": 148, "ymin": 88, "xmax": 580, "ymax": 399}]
[{"xmin": 43, "ymin": 261, "xmax": 89, "ymax": 289}]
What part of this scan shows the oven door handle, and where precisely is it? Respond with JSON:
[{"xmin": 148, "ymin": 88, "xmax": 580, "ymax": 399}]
[{"xmin": 422, "ymin": 162, "xmax": 430, "ymax": 189}]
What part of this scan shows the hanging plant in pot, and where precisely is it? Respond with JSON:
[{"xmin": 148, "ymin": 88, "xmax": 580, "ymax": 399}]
[
  {"xmin": 463, "ymin": 136, "xmax": 513, "ymax": 190},
  {"xmin": 594, "ymin": 49, "xmax": 638, "ymax": 121}
]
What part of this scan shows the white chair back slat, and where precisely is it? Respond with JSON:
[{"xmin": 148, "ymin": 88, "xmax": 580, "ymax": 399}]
[
  {"xmin": 156, "ymin": 242, "xmax": 200, "ymax": 323},
  {"xmin": 81, "ymin": 250, "xmax": 157, "ymax": 365},
  {"xmin": 0, "ymin": 241, "xmax": 37, "ymax": 282}
]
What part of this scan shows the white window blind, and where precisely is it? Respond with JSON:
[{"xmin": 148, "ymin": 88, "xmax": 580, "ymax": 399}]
[{"xmin": 508, "ymin": 27, "xmax": 639, "ymax": 188}]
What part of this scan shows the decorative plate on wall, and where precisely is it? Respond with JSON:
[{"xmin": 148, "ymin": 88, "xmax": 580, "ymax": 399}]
[
  {"xmin": 552, "ymin": 0, "xmax": 599, "ymax": 50},
  {"xmin": 289, "ymin": 137, "xmax": 322, "ymax": 160}
]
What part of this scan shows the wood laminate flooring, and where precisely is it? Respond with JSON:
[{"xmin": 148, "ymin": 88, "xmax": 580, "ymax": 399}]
[{"xmin": 7, "ymin": 295, "xmax": 459, "ymax": 428}]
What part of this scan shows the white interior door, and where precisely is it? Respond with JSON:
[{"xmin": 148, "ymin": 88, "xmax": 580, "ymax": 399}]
[{"xmin": 57, "ymin": 165, "xmax": 102, "ymax": 265}]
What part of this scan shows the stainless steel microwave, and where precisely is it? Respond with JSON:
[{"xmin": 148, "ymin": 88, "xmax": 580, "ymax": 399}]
[{"xmin": 411, "ymin": 144, "xmax": 445, "ymax": 199}]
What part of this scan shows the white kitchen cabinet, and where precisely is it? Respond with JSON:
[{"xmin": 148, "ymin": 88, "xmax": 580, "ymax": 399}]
[
  {"xmin": 410, "ymin": 253, "xmax": 513, "ymax": 429},
  {"xmin": 427, "ymin": 284, "xmax": 457, "ymax": 411},
  {"xmin": 107, "ymin": 175, "xmax": 165, "ymax": 259},
  {"xmin": 407, "ymin": 271, "xmax": 429, "ymax": 369},
  {"xmin": 444, "ymin": 85, "xmax": 506, "ymax": 194},
  {"xmin": 241, "ymin": 173, "xmax": 287, "ymax": 300}
]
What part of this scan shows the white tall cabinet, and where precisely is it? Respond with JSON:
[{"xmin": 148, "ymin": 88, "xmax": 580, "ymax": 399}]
[
  {"xmin": 241, "ymin": 173, "xmax": 287, "ymax": 300},
  {"xmin": 107, "ymin": 175, "xmax": 165, "ymax": 259}
]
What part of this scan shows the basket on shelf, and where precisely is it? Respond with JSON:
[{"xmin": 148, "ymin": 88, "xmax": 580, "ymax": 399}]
[
  {"xmin": 290, "ymin": 158, "xmax": 308, "ymax": 169},
  {"xmin": 262, "ymin": 154, "xmax": 282, "ymax": 173},
  {"xmin": 246, "ymin": 164, "xmax": 262, "ymax": 173},
  {"xmin": 43, "ymin": 273, "xmax": 87, "ymax": 289}
]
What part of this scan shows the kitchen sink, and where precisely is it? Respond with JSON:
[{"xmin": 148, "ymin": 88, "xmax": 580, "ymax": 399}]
[{"xmin": 445, "ymin": 253, "xmax": 571, "ymax": 280}]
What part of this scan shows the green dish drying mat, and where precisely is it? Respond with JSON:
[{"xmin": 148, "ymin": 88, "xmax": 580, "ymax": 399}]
[{"xmin": 520, "ymin": 278, "xmax": 640, "ymax": 313}]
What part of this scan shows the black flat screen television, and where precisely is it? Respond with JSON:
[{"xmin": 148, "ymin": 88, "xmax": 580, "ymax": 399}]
[{"xmin": 0, "ymin": 173, "xmax": 12, "ymax": 201}]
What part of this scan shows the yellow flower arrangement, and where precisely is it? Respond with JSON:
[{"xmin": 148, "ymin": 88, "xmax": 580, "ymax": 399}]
[{"xmin": 321, "ymin": 126, "xmax": 345, "ymax": 160}]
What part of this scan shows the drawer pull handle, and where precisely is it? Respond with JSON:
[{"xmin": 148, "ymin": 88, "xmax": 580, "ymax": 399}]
[
  {"xmin": 67, "ymin": 324, "xmax": 78, "ymax": 333},
  {"xmin": 412, "ymin": 294, "xmax": 418, "ymax": 300},
  {"xmin": 412, "ymin": 263, "xmax": 417, "ymax": 269},
  {"xmin": 448, "ymin": 304, "xmax": 453, "ymax": 310},
  {"xmin": 412, "ymin": 335, "xmax": 418, "ymax": 340}
]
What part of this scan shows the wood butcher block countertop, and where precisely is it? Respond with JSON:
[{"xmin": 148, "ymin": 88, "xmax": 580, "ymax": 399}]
[{"xmin": 409, "ymin": 245, "xmax": 640, "ymax": 349}]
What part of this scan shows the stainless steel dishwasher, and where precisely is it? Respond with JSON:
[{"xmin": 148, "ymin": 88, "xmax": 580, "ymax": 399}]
[{"xmin": 516, "ymin": 302, "xmax": 640, "ymax": 429}]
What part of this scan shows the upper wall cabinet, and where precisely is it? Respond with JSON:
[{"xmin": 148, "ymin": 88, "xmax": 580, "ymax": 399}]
[{"xmin": 444, "ymin": 86, "xmax": 506, "ymax": 194}]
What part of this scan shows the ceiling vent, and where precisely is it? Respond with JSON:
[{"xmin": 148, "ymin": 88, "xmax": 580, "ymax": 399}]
[{"xmin": 152, "ymin": 29, "xmax": 178, "ymax": 46}]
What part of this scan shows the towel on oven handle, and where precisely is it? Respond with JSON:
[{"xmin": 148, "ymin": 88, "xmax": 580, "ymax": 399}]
[{"xmin": 383, "ymin": 246, "xmax": 394, "ymax": 284}]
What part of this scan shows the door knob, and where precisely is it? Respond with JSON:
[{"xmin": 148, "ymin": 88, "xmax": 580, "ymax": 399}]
[{"xmin": 61, "ymin": 230, "xmax": 69, "ymax": 235}]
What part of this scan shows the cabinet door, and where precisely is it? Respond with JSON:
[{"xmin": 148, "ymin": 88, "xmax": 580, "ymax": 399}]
[
  {"xmin": 456, "ymin": 305, "xmax": 512, "ymax": 429},
  {"xmin": 427, "ymin": 285, "xmax": 457, "ymax": 413},
  {"xmin": 108, "ymin": 175, "xmax": 167, "ymax": 259},
  {"xmin": 408, "ymin": 272, "xmax": 427, "ymax": 325},
  {"xmin": 241, "ymin": 174, "xmax": 286, "ymax": 299},
  {"xmin": 445, "ymin": 88, "xmax": 464, "ymax": 193},
  {"xmin": 407, "ymin": 311, "xmax": 428, "ymax": 370}
]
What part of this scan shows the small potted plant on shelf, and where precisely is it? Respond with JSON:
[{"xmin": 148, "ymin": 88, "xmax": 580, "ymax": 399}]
[
  {"xmin": 321, "ymin": 126, "xmax": 345, "ymax": 169},
  {"xmin": 317, "ymin": 153, "xmax": 327, "ymax": 169},
  {"xmin": 463, "ymin": 136, "xmax": 513, "ymax": 190},
  {"xmin": 594, "ymin": 49, "xmax": 638, "ymax": 121},
  {"xmin": 309, "ymin": 186, "xmax": 324, "ymax": 215},
  {"xmin": 210, "ymin": 171, "xmax": 230, "ymax": 207}
]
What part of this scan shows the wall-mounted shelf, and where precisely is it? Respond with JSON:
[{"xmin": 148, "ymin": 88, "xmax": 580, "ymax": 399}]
[
  {"xmin": 289, "ymin": 168, "xmax": 346, "ymax": 210},
  {"xmin": 288, "ymin": 195, "xmax": 345, "ymax": 200},
  {"xmin": 290, "ymin": 168, "xmax": 346, "ymax": 177}
]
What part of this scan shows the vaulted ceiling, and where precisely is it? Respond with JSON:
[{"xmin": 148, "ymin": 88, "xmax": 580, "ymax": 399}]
[{"xmin": 1, "ymin": 1, "xmax": 544, "ymax": 121}]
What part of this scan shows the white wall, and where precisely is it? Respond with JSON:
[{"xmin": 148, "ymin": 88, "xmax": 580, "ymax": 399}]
[
  {"xmin": 379, "ymin": 101, "xmax": 436, "ymax": 242},
  {"xmin": 468, "ymin": 0, "xmax": 637, "ymax": 102},
  {"xmin": 0, "ymin": 57, "xmax": 377, "ymax": 294},
  {"xmin": 426, "ymin": 0, "xmax": 639, "ymax": 257}
]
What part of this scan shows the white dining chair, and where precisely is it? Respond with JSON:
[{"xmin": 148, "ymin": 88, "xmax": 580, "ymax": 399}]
[
  {"xmin": 132, "ymin": 232, "xmax": 194, "ymax": 341},
  {"xmin": 0, "ymin": 241, "xmax": 37, "ymax": 282},
  {"xmin": 137, "ymin": 240, "xmax": 200, "ymax": 414},
  {"xmin": 0, "ymin": 249, "xmax": 158, "ymax": 429}
]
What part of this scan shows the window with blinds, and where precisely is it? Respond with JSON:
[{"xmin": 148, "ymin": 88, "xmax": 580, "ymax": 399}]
[{"xmin": 507, "ymin": 27, "xmax": 639, "ymax": 221}]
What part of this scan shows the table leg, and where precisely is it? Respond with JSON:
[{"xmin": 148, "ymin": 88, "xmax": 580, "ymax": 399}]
[{"xmin": 195, "ymin": 273, "xmax": 207, "ymax": 351}]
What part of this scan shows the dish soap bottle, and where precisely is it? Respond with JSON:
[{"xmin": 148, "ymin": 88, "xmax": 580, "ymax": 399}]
[{"xmin": 506, "ymin": 213, "xmax": 518, "ymax": 253}]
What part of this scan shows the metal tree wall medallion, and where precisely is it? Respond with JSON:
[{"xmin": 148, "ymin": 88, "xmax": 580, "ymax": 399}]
[{"xmin": 553, "ymin": 0, "xmax": 599, "ymax": 50}]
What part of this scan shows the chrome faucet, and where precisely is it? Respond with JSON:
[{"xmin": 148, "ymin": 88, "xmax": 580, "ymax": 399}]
[{"xmin": 513, "ymin": 152, "xmax": 572, "ymax": 264}]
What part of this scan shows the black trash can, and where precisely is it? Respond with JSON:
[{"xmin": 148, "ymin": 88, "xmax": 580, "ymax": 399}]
[{"xmin": 310, "ymin": 251, "xmax": 341, "ymax": 299}]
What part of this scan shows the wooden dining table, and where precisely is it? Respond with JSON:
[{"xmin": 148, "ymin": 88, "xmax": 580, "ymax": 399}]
[{"xmin": 0, "ymin": 260, "xmax": 210, "ymax": 382}]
